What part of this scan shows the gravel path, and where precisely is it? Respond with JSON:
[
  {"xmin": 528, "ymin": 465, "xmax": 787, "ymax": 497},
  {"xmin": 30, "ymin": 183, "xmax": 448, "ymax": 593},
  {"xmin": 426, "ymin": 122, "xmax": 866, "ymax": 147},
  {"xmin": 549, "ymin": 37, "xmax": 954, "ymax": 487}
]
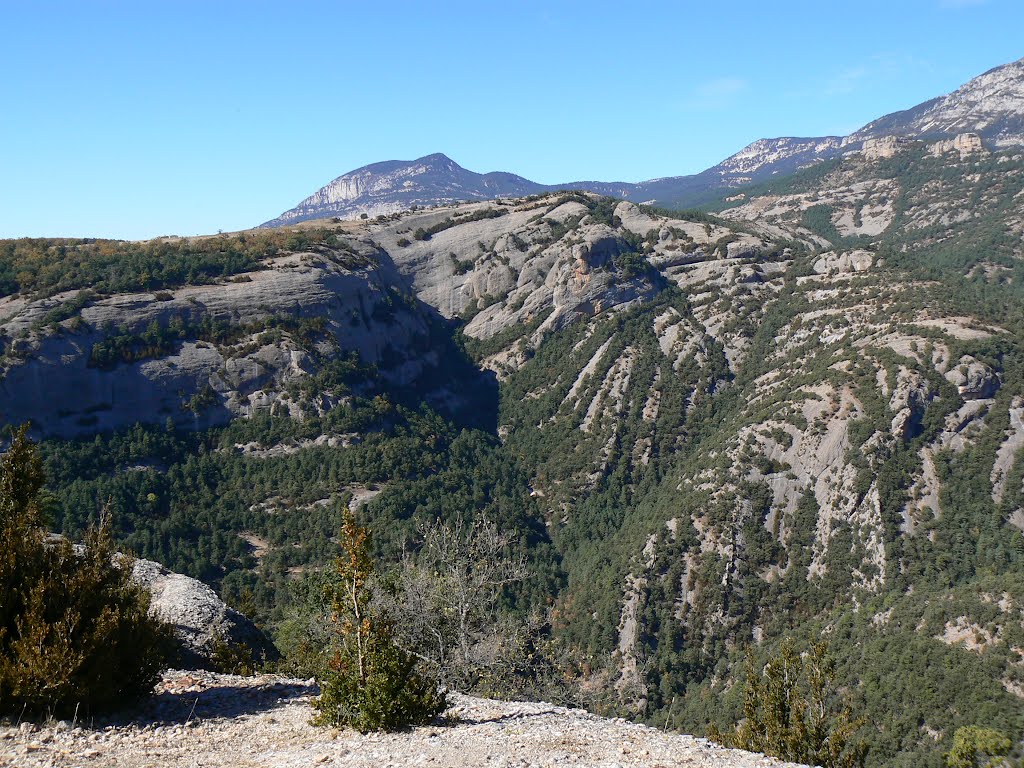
[{"xmin": 0, "ymin": 670, "xmax": 807, "ymax": 768}]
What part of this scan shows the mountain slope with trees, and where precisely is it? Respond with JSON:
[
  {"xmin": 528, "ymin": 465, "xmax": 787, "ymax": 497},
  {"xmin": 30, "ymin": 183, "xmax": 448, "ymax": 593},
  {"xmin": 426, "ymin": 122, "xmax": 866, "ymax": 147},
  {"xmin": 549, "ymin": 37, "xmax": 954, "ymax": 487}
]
[{"xmin": 3, "ymin": 62, "xmax": 1024, "ymax": 766}]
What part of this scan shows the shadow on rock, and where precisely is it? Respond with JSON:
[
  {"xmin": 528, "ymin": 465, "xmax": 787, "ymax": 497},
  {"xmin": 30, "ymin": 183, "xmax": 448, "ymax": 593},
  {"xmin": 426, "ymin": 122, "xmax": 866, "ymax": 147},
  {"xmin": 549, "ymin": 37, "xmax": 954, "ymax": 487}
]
[{"xmin": 94, "ymin": 675, "xmax": 319, "ymax": 728}]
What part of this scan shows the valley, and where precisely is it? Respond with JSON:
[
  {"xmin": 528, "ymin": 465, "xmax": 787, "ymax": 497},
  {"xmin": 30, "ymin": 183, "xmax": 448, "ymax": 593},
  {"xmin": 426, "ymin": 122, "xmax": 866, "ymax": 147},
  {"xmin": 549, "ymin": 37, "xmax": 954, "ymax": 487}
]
[{"xmin": 3, "ymin": 57, "xmax": 1024, "ymax": 768}]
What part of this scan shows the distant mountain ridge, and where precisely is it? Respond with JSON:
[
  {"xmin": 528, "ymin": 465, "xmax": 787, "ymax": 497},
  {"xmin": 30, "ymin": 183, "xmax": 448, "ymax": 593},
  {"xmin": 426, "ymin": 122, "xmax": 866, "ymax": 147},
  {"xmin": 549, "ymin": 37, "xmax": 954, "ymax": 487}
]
[
  {"xmin": 260, "ymin": 153, "xmax": 550, "ymax": 227},
  {"xmin": 262, "ymin": 56, "xmax": 1024, "ymax": 226}
]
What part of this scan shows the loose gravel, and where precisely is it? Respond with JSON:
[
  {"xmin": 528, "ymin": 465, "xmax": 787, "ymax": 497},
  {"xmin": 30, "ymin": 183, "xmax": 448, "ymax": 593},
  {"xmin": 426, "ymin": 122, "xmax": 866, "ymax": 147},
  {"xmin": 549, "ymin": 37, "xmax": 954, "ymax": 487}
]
[{"xmin": 0, "ymin": 670, "xmax": 807, "ymax": 768}]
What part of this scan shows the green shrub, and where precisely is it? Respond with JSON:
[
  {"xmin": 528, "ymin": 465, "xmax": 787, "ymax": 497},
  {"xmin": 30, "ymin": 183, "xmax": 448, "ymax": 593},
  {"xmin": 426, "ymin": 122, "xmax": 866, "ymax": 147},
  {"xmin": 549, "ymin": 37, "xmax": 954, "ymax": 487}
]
[
  {"xmin": 946, "ymin": 726, "xmax": 1012, "ymax": 768},
  {"xmin": 0, "ymin": 426, "xmax": 173, "ymax": 717},
  {"xmin": 208, "ymin": 633, "xmax": 260, "ymax": 676},
  {"xmin": 313, "ymin": 509, "xmax": 446, "ymax": 732},
  {"xmin": 711, "ymin": 640, "xmax": 868, "ymax": 768}
]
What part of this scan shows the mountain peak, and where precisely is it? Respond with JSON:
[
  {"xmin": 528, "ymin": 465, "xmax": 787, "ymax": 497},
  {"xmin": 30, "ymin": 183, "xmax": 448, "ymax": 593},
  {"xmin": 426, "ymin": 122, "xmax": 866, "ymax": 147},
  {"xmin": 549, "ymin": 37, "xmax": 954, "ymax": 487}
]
[
  {"xmin": 261, "ymin": 154, "xmax": 548, "ymax": 227},
  {"xmin": 262, "ymin": 55, "xmax": 1024, "ymax": 227},
  {"xmin": 852, "ymin": 55, "xmax": 1024, "ymax": 145},
  {"xmin": 415, "ymin": 152, "xmax": 458, "ymax": 165}
]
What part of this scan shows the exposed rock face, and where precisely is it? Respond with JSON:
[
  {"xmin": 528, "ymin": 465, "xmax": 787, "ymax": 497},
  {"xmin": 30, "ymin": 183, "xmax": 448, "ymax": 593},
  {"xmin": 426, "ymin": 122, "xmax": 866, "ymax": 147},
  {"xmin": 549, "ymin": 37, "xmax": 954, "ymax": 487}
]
[
  {"xmin": 132, "ymin": 558, "xmax": 276, "ymax": 669},
  {"xmin": 262, "ymin": 154, "xmax": 548, "ymax": 227},
  {"xmin": 929, "ymin": 132, "xmax": 987, "ymax": 158},
  {"xmin": 813, "ymin": 249, "xmax": 873, "ymax": 275},
  {"xmin": 710, "ymin": 136, "xmax": 845, "ymax": 181},
  {"xmin": 853, "ymin": 57, "xmax": 1024, "ymax": 148},
  {"xmin": 861, "ymin": 136, "xmax": 905, "ymax": 160},
  {"xmin": 945, "ymin": 355, "xmax": 1000, "ymax": 400},
  {"xmin": 0, "ymin": 247, "xmax": 448, "ymax": 437}
]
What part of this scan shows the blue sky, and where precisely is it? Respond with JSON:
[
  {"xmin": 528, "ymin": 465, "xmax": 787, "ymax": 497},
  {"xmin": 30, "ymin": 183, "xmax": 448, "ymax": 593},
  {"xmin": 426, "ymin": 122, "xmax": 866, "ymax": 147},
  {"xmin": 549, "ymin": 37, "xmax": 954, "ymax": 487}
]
[{"xmin": 1, "ymin": 0, "xmax": 1021, "ymax": 240}]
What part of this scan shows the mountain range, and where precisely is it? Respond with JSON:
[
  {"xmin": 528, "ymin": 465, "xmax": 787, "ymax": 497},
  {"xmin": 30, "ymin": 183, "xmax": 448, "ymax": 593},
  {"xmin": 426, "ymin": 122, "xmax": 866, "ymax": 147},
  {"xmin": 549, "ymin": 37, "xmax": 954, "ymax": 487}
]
[
  {"xmin": 262, "ymin": 57, "xmax": 1024, "ymax": 226},
  {"xmin": 3, "ymin": 53, "xmax": 1024, "ymax": 768}
]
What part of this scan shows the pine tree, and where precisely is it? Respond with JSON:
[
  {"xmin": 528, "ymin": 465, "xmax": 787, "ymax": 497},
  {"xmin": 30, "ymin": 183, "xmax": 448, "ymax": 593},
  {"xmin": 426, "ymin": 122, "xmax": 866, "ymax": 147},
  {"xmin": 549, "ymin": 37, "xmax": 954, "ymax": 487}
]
[
  {"xmin": 313, "ymin": 508, "xmax": 447, "ymax": 732},
  {"xmin": 0, "ymin": 426, "xmax": 173, "ymax": 717},
  {"xmin": 710, "ymin": 640, "xmax": 867, "ymax": 768}
]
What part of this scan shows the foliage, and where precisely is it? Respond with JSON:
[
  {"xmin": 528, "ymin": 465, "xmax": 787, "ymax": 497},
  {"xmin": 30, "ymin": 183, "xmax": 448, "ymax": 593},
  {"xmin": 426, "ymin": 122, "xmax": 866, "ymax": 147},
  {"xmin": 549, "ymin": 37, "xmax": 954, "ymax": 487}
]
[
  {"xmin": 12, "ymin": 143, "xmax": 1024, "ymax": 764},
  {"xmin": 208, "ymin": 633, "xmax": 261, "ymax": 676},
  {"xmin": 946, "ymin": 726, "xmax": 1012, "ymax": 768},
  {"xmin": 0, "ymin": 426, "xmax": 173, "ymax": 717},
  {"xmin": 88, "ymin": 315, "xmax": 327, "ymax": 369},
  {"xmin": 313, "ymin": 509, "xmax": 446, "ymax": 732},
  {"xmin": 711, "ymin": 641, "xmax": 867, "ymax": 768},
  {"xmin": 388, "ymin": 516, "xmax": 526, "ymax": 690},
  {"xmin": 0, "ymin": 229, "xmax": 346, "ymax": 300}
]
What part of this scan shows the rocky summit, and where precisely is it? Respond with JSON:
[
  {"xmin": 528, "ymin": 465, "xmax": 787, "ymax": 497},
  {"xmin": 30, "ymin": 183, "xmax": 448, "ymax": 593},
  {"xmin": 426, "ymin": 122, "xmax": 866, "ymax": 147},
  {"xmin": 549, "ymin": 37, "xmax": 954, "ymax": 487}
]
[{"xmin": 261, "ymin": 153, "xmax": 549, "ymax": 227}]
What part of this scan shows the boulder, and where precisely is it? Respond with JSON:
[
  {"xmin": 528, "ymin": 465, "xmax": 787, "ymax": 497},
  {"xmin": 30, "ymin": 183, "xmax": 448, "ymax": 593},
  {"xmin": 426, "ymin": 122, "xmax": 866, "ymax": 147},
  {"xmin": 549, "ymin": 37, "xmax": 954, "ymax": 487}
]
[
  {"xmin": 131, "ymin": 557, "xmax": 277, "ymax": 670},
  {"xmin": 944, "ymin": 355, "xmax": 1000, "ymax": 400}
]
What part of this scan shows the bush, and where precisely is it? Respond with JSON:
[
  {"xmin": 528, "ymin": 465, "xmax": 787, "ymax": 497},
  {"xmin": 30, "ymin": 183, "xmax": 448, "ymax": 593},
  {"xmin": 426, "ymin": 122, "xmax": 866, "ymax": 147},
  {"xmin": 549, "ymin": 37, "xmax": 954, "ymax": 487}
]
[
  {"xmin": 387, "ymin": 517, "xmax": 528, "ymax": 692},
  {"xmin": 0, "ymin": 426, "xmax": 174, "ymax": 717},
  {"xmin": 711, "ymin": 640, "xmax": 867, "ymax": 768},
  {"xmin": 946, "ymin": 726, "xmax": 1012, "ymax": 768},
  {"xmin": 313, "ymin": 509, "xmax": 446, "ymax": 732}
]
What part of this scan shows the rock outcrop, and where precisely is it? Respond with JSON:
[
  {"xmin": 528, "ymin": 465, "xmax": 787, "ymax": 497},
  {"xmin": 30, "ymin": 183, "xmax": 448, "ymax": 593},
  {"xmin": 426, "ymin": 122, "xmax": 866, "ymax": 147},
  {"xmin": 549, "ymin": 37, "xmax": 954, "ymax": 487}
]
[
  {"xmin": 861, "ymin": 136, "xmax": 905, "ymax": 160},
  {"xmin": 0, "ymin": 246, "xmax": 451, "ymax": 437},
  {"xmin": 132, "ymin": 558, "xmax": 276, "ymax": 669},
  {"xmin": 813, "ymin": 249, "xmax": 874, "ymax": 275},
  {"xmin": 944, "ymin": 355, "xmax": 1000, "ymax": 400},
  {"xmin": 929, "ymin": 132, "xmax": 987, "ymax": 158}
]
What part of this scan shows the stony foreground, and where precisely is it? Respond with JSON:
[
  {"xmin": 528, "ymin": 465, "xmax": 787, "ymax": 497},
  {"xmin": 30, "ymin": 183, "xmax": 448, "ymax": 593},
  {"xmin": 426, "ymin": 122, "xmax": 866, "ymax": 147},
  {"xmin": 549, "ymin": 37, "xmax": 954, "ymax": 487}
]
[{"xmin": 0, "ymin": 670, "xmax": 807, "ymax": 768}]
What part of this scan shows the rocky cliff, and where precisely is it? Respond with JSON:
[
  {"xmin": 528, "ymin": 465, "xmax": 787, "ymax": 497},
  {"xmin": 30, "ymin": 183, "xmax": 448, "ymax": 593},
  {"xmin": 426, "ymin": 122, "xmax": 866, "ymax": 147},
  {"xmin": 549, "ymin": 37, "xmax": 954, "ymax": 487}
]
[
  {"xmin": 7, "ymin": 136, "xmax": 1024, "ymax": 766},
  {"xmin": 0, "ymin": 240, "xmax": 466, "ymax": 437}
]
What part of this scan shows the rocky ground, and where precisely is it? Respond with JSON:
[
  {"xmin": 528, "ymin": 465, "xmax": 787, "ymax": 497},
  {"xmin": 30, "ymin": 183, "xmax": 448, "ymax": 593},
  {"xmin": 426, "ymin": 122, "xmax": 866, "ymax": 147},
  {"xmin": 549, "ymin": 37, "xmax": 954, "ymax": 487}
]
[{"xmin": 0, "ymin": 670, "xmax": 806, "ymax": 768}]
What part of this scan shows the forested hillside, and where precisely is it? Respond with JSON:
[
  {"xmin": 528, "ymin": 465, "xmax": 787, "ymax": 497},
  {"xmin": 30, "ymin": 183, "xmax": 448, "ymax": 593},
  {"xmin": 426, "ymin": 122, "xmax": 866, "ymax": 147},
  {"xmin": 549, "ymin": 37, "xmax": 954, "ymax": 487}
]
[{"xmin": 2, "ymin": 136, "xmax": 1024, "ymax": 765}]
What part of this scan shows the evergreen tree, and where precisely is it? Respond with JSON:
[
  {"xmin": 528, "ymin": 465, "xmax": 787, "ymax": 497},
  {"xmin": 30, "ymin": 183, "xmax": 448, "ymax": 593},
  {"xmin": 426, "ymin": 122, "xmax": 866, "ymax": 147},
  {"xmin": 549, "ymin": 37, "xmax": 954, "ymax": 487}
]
[
  {"xmin": 0, "ymin": 426, "xmax": 173, "ymax": 717},
  {"xmin": 313, "ymin": 508, "xmax": 447, "ymax": 732},
  {"xmin": 711, "ymin": 640, "xmax": 867, "ymax": 768}
]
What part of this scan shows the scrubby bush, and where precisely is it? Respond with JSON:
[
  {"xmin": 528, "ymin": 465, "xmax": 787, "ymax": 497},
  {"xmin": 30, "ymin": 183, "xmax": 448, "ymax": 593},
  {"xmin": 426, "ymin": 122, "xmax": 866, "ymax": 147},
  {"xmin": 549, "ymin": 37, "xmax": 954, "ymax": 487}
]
[
  {"xmin": 0, "ymin": 426, "xmax": 173, "ymax": 717},
  {"xmin": 946, "ymin": 726, "xmax": 1012, "ymax": 768},
  {"xmin": 711, "ymin": 640, "xmax": 867, "ymax": 768},
  {"xmin": 313, "ymin": 509, "xmax": 446, "ymax": 732}
]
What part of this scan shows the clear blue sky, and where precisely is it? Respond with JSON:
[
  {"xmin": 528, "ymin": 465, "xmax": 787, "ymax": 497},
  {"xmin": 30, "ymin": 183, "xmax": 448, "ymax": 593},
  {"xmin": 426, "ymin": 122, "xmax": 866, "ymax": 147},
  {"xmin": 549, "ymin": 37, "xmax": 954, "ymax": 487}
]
[{"xmin": 1, "ymin": 0, "xmax": 1021, "ymax": 240}]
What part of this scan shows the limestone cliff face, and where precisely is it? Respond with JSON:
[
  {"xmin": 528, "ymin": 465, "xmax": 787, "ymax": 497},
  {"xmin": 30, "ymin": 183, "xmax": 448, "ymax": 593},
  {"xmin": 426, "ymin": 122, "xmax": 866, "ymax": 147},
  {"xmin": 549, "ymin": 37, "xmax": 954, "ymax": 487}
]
[
  {"xmin": 929, "ymin": 132, "xmax": 988, "ymax": 158},
  {"xmin": 853, "ymin": 57, "xmax": 1024, "ymax": 147},
  {"xmin": 709, "ymin": 136, "xmax": 846, "ymax": 182},
  {"xmin": 0, "ymin": 244, "xmax": 443, "ymax": 437}
]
